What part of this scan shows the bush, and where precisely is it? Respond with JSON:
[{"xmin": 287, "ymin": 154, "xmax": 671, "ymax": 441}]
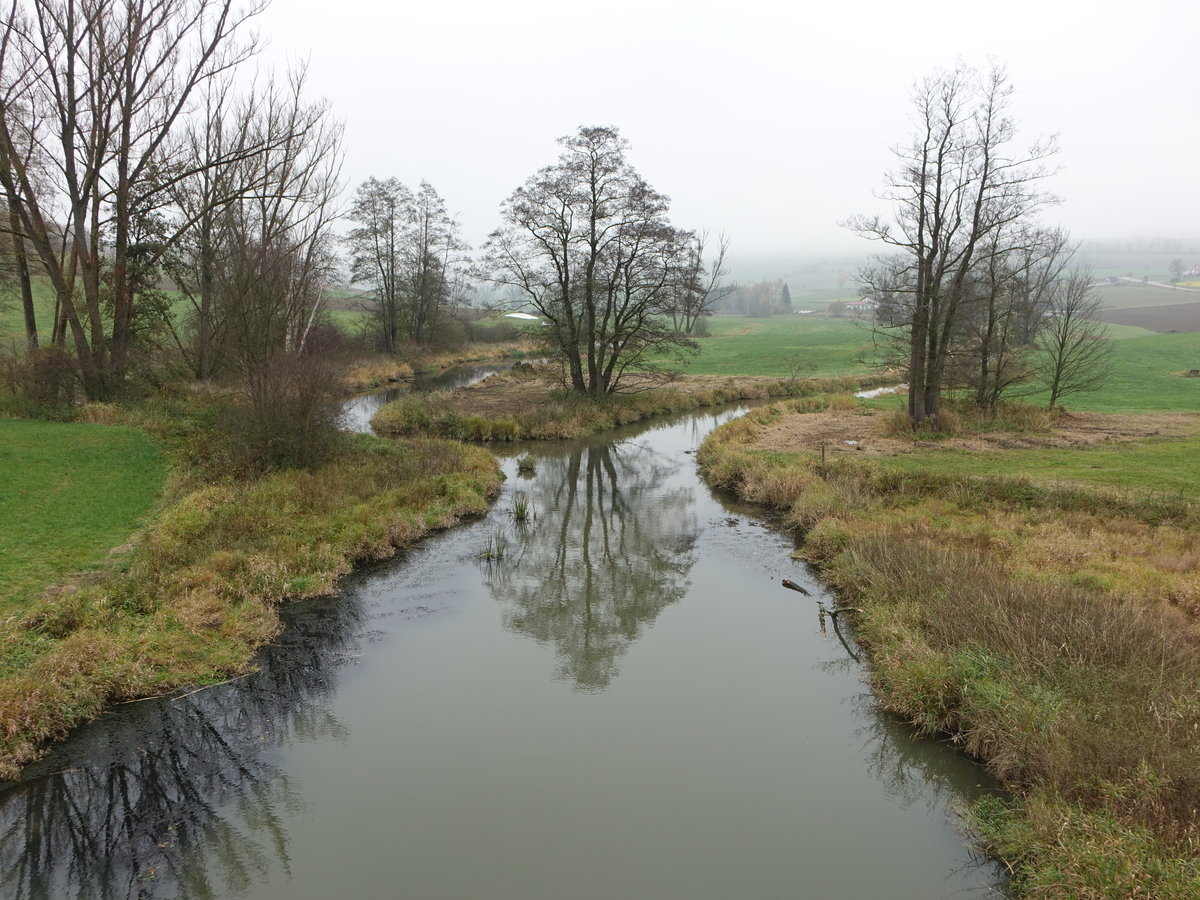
[
  {"xmin": 0, "ymin": 344, "xmax": 80, "ymax": 417},
  {"xmin": 465, "ymin": 319, "xmax": 519, "ymax": 344},
  {"xmin": 220, "ymin": 352, "xmax": 348, "ymax": 472}
]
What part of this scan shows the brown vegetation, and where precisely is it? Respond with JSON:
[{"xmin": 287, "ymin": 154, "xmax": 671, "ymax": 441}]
[
  {"xmin": 697, "ymin": 401, "xmax": 1200, "ymax": 896},
  {"xmin": 1095, "ymin": 301, "xmax": 1200, "ymax": 333},
  {"xmin": 742, "ymin": 404, "xmax": 1197, "ymax": 457}
]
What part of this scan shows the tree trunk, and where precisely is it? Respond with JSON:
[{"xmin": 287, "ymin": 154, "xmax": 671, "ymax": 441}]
[{"xmin": 8, "ymin": 202, "xmax": 38, "ymax": 351}]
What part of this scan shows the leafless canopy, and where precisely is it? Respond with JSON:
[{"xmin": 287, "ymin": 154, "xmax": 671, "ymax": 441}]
[
  {"xmin": 483, "ymin": 126, "xmax": 710, "ymax": 396},
  {"xmin": 848, "ymin": 62, "xmax": 1060, "ymax": 425},
  {"xmin": 0, "ymin": 0, "xmax": 343, "ymax": 398}
]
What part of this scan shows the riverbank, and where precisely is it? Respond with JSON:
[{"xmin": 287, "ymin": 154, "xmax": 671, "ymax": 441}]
[
  {"xmin": 0, "ymin": 411, "xmax": 501, "ymax": 779},
  {"xmin": 345, "ymin": 339, "xmax": 540, "ymax": 393},
  {"xmin": 697, "ymin": 398, "xmax": 1200, "ymax": 897},
  {"xmin": 371, "ymin": 370, "xmax": 891, "ymax": 440}
]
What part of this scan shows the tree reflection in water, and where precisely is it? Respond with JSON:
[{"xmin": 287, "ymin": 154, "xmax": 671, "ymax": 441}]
[
  {"xmin": 0, "ymin": 592, "xmax": 365, "ymax": 900},
  {"xmin": 486, "ymin": 438, "xmax": 699, "ymax": 690}
]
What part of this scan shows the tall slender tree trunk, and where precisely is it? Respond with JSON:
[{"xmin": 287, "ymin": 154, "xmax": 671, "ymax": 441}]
[{"xmin": 8, "ymin": 202, "xmax": 38, "ymax": 351}]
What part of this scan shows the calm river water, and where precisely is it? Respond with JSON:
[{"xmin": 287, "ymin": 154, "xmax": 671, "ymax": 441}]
[{"xmin": 0, "ymin": 406, "xmax": 1007, "ymax": 899}]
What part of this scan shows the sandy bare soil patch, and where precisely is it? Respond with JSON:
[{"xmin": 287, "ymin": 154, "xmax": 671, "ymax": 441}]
[{"xmin": 744, "ymin": 407, "xmax": 1200, "ymax": 457}]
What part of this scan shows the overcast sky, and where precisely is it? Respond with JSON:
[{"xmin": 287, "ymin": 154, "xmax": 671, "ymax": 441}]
[{"xmin": 253, "ymin": 0, "xmax": 1199, "ymax": 260}]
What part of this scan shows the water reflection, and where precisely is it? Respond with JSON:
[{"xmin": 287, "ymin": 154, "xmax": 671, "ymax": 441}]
[
  {"xmin": 0, "ymin": 594, "xmax": 364, "ymax": 900},
  {"xmin": 0, "ymin": 407, "xmax": 1008, "ymax": 899},
  {"xmin": 485, "ymin": 437, "xmax": 698, "ymax": 690},
  {"xmin": 855, "ymin": 698, "xmax": 1008, "ymax": 895}
]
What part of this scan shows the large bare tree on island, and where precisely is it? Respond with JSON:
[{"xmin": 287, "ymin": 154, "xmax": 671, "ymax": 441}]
[
  {"xmin": 483, "ymin": 126, "xmax": 714, "ymax": 396},
  {"xmin": 849, "ymin": 63, "xmax": 1059, "ymax": 427}
]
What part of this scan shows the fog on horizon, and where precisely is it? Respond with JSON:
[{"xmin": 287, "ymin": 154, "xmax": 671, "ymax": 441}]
[{"xmin": 251, "ymin": 0, "xmax": 1198, "ymax": 262}]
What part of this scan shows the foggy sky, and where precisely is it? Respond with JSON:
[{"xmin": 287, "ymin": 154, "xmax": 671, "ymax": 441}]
[{"xmin": 253, "ymin": 0, "xmax": 1199, "ymax": 259}]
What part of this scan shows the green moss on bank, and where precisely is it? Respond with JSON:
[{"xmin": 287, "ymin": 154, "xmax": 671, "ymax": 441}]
[{"xmin": 697, "ymin": 404, "xmax": 1200, "ymax": 898}]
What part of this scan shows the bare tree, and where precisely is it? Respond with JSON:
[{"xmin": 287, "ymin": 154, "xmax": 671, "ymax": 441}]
[
  {"xmin": 160, "ymin": 77, "xmax": 266, "ymax": 380},
  {"xmin": 484, "ymin": 126, "xmax": 696, "ymax": 396},
  {"xmin": 346, "ymin": 178, "xmax": 467, "ymax": 351},
  {"xmin": 957, "ymin": 226, "xmax": 1072, "ymax": 409},
  {"xmin": 848, "ymin": 62, "xmax": 1058, "ymax": 427},
  {"xmin": 1169, "ymin": 258, "xmax": 1185, "ymax": 286},
  {"xmin": 0, "ymin": 0, "xmax": 265, "ymax": 399},
  {"xmin": 161, "ymin": 69, "xmax": 343, "ymax": 378},
  {"xmin": 1036, "ymin": 268, "xmax": 1112, "ymax": 408},
  {"xmin": 217, "ymin": 76, "xmax": 343, "ymax": 372},
  {"xmin": 670, "ymin": 230, "xmax": 732, "ymax": 335},
  {"xmin": 346, "ymin": 176, "xmax": 410, "ymax": 353}
]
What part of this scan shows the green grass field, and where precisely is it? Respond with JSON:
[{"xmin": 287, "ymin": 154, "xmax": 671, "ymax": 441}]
[
  {"xmin": 0, "ymin": 420, "xmax": 165, "ymax": 611},
  {"xmin": 1018, "ymin": 330, "xmax": 1199, "ymax": 413},
  {"xmin": 874, "ymin": 427, "xmax": 1200, "ymax": 496},
  {"xmin": 690, "ymin": 315, "xmax": 1198, "ymax": 412},
  {"xmin": 0, "ymin": 280, "xmax": 56, "ymax": 344},
  {"xmin": 689, "ymin": 315, "xmax": 873, "ymax": 377}
]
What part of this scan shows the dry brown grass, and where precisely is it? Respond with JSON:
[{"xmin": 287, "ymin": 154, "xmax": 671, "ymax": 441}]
[
  {"xmin": 0, "ymin": 434, "xmax": 501, "ymax": 780},
  {"xmin": 696, "ymin": 407, "xmax": 1200, "ymax": 896}
]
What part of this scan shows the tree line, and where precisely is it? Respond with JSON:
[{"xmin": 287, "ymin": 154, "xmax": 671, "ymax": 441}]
[
  {"xmin": 713, "ymin": 279, "xmax": 792, "ymax": 318},
  {"xmin": 1, "ymin": 5, "xmax": 728, "ymax": 407},
  {"xmin": 850, "ymin": 62, "xmax": 1112, "ymax": 425},
  {"xmin": 2, "ymin": 11, "xmax": 1107, "ymax": 428}
]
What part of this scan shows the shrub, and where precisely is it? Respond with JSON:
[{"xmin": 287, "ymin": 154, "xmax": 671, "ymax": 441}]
[
  {"xmin": 221, "ymin": 352, "xmax": 348, "ymax": 472},
  {"xmin": 0, "ymin": 344, "xmax": 80, "ymax": 417}
]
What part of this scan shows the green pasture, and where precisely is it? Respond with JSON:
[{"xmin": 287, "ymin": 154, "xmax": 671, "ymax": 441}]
[
  {"xmin": 0, "ymin": 419, "xmax": 165, "ymax": 612},
  {"xmin": 0, "ymin": 280, "xmax": 56, "ymax": 344},
  {"xmin": 872, "ymin": 425, "xmax": 1200, "ymax": 496},
  {"xmin": 327, "ymin": 307, "xmax": 368, "ymax": 332},
  {"xmin": 688, "ymin": 314, "xmax": 1197, "ymax": 413},
  {"xmin": 1035, "ymin": 331, "xmax": 1200, "ymax": 413},
  {"xmin": 688, "ymin": 315, "xmax": 871, "ymax": 377}
]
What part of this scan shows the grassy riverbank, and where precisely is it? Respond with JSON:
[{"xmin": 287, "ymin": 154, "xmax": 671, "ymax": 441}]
[
  {"xmin": 0, "ymin": 410, "xmax": 500, "ymax": 779},
  {"xmin": 698, "ymin": 398, "xmax": 1200, "ymax": 897},
  {"xmin": 371, "ymin": 370, "xmax": 889, "ymax": 441}
]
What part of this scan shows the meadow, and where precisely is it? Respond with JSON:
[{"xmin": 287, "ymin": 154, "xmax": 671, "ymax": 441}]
[
  {"xmin": 686, "ymin": 314, "xmax": 1198, "ymax": 413},
  {"xmin": 0, "ymin": 419, "xmax": 164, "ymax": 613},
  {"xmin": 686, "ymin": 315, "xmax": 874, "ymax": 376}
]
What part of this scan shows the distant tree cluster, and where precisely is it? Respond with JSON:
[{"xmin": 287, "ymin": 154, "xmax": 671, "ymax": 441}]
[
  {"xmin": 346, "ymin": 178, "xmax": 469, "ymax": 352},
  {"xmin": 851, "ymin": 62, "xmax": 1111, "ymax": 422},
  {"xmin": 714, "ymin": 279, "xmax": 793, "ymax": 317}
]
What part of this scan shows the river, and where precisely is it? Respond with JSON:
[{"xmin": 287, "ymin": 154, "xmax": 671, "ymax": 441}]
[{"xmin": 0, "ymin": 400, "xmax": 1007, "ymax": 899}]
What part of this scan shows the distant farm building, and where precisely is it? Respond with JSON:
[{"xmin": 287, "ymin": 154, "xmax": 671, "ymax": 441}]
[{"xmin": 844, "ymin": 298, "xmax": 879, "ymax": 315}]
